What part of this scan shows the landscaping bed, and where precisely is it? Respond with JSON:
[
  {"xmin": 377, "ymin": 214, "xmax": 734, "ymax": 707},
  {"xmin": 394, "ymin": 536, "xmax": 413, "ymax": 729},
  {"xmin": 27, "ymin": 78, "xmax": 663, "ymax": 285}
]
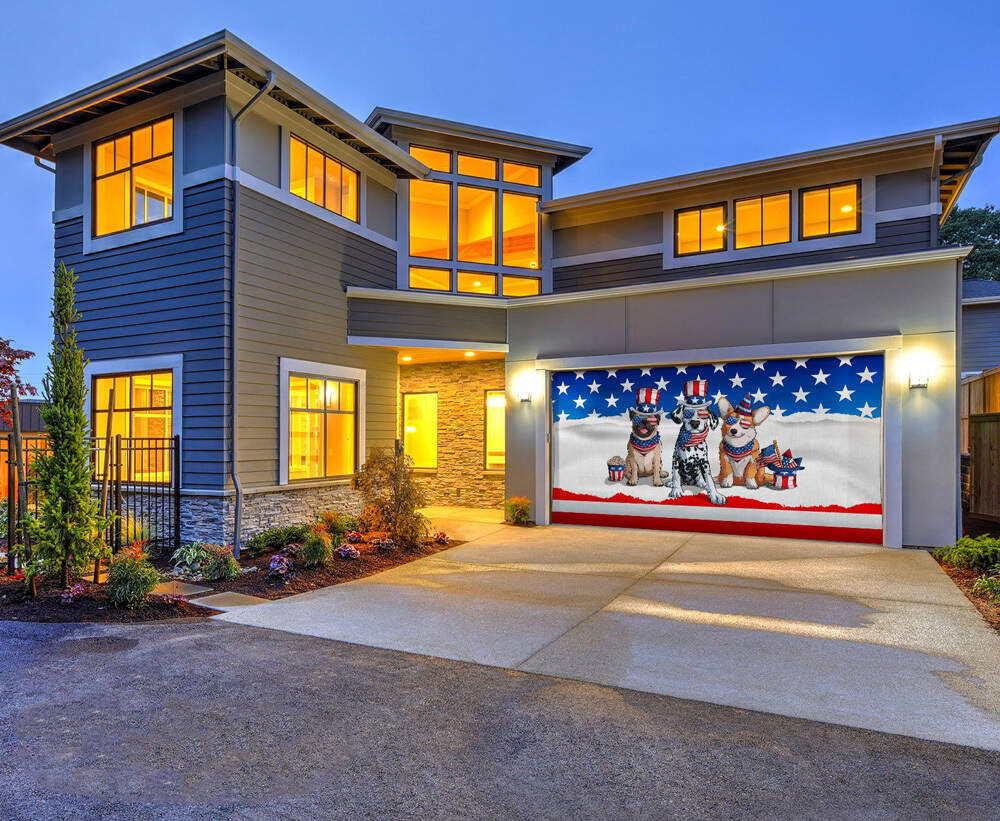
[
  {"xmin": 0, "ymin": 572, "xmax": 214, "ymax": 623},
  {"xmin": 935, "ymin": 556, "xmax": 1000, "ymax": 635}
]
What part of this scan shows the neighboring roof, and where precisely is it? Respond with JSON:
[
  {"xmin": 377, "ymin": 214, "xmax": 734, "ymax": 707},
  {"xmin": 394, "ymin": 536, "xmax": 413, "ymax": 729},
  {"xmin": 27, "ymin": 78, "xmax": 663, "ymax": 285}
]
[
  {"xmin": 541, "ymin": 117, "xmax": 1000, "ymax": 222},
  {"xmin": 365, "ymin": 107, "xmax": 591, "ymax": 173},
  {"xmin": 0, "ymin": 31, "xmax": 430, "ymax": 179},
  {"xmin": 0, "ymin": 400, "xmax": 45, "ymax": 434},
  {"xmin": 963, "ymin": 278, "xmax": 1000, "ymax": 303}
]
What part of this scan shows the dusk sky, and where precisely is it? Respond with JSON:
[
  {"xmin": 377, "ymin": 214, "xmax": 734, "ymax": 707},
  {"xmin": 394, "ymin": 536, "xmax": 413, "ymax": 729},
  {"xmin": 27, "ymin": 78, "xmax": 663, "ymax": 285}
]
[{"xmin": 1, "ymin": 0, "xmax": 998, "ymax": 387}]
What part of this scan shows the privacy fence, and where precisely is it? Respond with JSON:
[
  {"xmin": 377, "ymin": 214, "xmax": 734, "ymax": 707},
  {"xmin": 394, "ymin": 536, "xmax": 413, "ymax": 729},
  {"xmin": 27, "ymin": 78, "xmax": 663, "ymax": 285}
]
[{"xmin": 3, "ymin": 434, "xmax": 181, "ymax": 572}]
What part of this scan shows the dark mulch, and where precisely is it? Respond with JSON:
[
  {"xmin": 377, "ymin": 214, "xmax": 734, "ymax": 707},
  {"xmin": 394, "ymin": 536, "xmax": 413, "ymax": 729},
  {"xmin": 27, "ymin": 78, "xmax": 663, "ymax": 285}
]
[
  {"xmin": 935, "ymin": 556, "xmax": 1000, "ymax": 635},
  {"xmin": 201, "ymin": 538, "xmax": 463, "ymax": 600},
  {"xmin": 0, "ymin": 574, "xmax": 214, "ymax": 623}
]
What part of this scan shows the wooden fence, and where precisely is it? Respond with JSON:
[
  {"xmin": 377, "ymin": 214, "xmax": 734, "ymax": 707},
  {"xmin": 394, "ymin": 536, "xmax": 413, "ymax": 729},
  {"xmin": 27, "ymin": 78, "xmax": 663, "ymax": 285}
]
[
  {"xmin": 968, "ymin": 414, "xmax": 1000, "ymax": 521},
  {"xmin": 961, "ymin": 365, "xmax": 1000, "ymax": 452}
]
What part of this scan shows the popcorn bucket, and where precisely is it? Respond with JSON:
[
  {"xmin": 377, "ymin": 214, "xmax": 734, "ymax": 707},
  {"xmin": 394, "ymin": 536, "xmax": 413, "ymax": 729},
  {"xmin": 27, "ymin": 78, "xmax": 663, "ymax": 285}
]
[{"xmin": 608, "ymin": 459, "xmax": 626, "ymax": 482}]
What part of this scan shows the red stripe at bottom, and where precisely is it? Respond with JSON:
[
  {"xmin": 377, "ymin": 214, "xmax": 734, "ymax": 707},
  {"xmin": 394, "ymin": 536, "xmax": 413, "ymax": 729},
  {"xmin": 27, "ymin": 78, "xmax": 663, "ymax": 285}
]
[{"xmin": 551, "ymin": 511, "xmax": 883, "ymax": 545}]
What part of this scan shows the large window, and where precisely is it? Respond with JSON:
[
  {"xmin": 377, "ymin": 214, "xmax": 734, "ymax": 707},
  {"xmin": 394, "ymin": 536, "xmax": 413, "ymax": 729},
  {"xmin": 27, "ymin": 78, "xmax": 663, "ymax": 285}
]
[
  {"xmin": 484, "ymin": 390, "xmax": 506, "ymax": 471},
  {"xmin": 675, "ymin": 203, "xmax": 727, "ymax": 256},
  {"xmin": 410, "ymin": 145, "xmax": 451, "ymax": 172},
  {"xmin": 289, "ymin": 135, "xmax": 360, "ymax": 222},
  {"xmin": 502, "ymin": 192, "xmax": 540, "ymax": 269},
  {"xmin": 92, "ymin": 371, "xmax": 173, "ymax": 482},
  {"xmin": 93, "ymin": 117, "xmax": 173, "ymax": 237},
  {"xmin": 503, "ymin": 161, "xmax": 540, "ymax": 186},
  {"xmin": 288, "ymin": 375, "xmax": 357, "ymax": 480},
  {"xmin": 402, "ymin": 393, "xmax": 438, "ymax": 469},
  {"xmin": 501, "ymin": 275, "xmax": 540, "ymax": 296},
  {"xmin": 800, "ymin": 181, "xmax": 860, "ymax": 239},
  {"xmin": 457, "ymin": 186, "xmax": 497, "ymax": 264},
  {"xmin": 410, "ymin": 180, "xmax": 451, "ymax": 260},
  {"xmin": 734, "ymin": 192, "xmax": 791, "ymax": 249}
]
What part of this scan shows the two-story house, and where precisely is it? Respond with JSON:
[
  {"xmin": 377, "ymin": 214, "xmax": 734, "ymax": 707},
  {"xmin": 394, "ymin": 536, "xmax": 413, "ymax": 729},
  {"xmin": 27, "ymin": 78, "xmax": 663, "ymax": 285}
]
[{"xmin": 1, "ymin": 31, "xmax": 995, "ymax": 549}]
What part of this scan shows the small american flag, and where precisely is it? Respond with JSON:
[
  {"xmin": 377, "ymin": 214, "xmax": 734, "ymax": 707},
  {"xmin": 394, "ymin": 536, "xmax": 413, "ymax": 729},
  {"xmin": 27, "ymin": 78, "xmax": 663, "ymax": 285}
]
[{"xmin": 758, "ymin": 441, "xmax": 782, "ymax": 468}]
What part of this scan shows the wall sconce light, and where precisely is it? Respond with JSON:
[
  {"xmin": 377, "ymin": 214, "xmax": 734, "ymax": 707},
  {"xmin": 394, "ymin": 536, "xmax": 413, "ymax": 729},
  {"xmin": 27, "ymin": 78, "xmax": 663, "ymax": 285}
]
[
  {"xmin": 513, "ymin": 371, "xmax": 538, "ymax": 403},
  {"xmin": 908, "ymin": 368, "xmax": 929, "ymax": 389},
  {"xmin": 906, "ymin": 352, "xmax": 933, "ymax": 389}
]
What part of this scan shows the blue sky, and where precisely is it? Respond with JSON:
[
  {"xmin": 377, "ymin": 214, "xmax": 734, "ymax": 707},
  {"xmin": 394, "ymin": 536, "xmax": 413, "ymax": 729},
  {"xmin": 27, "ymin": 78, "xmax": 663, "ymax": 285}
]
[{"xmin": 1, "ymin": 0, "xmax": 998, "ymax": 387}]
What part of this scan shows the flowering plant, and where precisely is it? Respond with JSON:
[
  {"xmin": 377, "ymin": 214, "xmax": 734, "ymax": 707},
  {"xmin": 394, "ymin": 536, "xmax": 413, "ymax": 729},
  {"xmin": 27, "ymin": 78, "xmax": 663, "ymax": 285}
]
[
  {"xmin": 269, "ymin": 553, "xmax": 295, "ymax": 582},
  {"xmin": 345, "ymin": 531, "xmax": 363, "ymax": 544},
  {"xmin": 60, "ymin": 583, "xmax": 86, "ymax": 605},
  {"xmin": 160, "ymin": 593, "xmax": 188, "ymax": 605},
  {"xmin": 433, "ymin": 531, "xmax": 450, "ymax": 545},
  {"xmin": 336, "ymin": 543, "xmax": 360, "ymax": 560},
  {"xmin": 371, "ymin": 537, "xmax": 397, "ymax": 552}
]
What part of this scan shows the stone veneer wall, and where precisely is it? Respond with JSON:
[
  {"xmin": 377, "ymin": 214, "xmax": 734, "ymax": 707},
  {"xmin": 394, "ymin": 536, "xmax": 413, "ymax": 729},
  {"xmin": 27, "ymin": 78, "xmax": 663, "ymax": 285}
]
[
  {"xmin": 180, "ymin": 483, "xmax": 362, "ymax": 544},
  {"xmin": 398, "ymin": 358, "xmax": 506, "ymax": 509}
]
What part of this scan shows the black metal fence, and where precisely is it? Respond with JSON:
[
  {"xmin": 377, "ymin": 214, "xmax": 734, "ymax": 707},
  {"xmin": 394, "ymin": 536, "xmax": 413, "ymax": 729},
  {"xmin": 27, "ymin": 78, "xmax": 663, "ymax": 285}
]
[{"xmin": 3, "ymin": 434, "xmax": 181, "ymax": 571}]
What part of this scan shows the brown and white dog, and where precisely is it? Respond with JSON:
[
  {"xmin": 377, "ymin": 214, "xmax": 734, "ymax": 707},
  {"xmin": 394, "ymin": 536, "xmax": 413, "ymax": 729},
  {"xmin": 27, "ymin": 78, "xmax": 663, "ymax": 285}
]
[
  {"xmin": 625, "ymin": 388, "xmax": 667, "ymax": 486},
  {"xmin": 716, "ymin": 394, "xmax": 771, "ymax": 489}
]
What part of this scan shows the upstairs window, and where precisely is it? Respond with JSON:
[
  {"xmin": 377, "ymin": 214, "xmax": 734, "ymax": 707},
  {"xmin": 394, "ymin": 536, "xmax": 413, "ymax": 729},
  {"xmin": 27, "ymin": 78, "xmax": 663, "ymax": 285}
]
[
  {"xmin": 93, "ymin": 117, "xmax": 173, "ymax": 237},
  {"xmin": 457, "ymin": 153, "xmax": 497, "ymax": 180},
  {"xmin": 734, "ymin": 192, "xmax": 791, "ymax": 249},
  {"xmin": 289, "ymin": 135, "xmax": 359, "ymax": 222},
  {"xmin": 502, "ymin": 192, "xmax": 540, "ymax": 269},
  {"xmin": 503, "ymin": 161, "xmax": 541, "ymax": 187},
  {"xmin": 675, "ymin": 203, "xmax": 727, "ymax": 256},
  {"xmin": 800, "ymin": 181, "xmax": 860, "ymax": 238},
  {"xmin": 410, "ymin": 145, "xmax": 451, "ymax": 172},
  {"xmin": 410, "ymin": 180, "xmax": 451, "ymax": 260},
  {"xmin": 457, "ymin": 186, "xmax": 497, "ymax": 264}
]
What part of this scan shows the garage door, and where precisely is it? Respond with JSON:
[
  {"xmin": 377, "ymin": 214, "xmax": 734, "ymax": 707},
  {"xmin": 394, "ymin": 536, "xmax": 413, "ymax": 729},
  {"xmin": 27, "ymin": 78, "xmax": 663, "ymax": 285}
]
[{"xmin": 550, "ymin": 353, "xmax": 884, "ymax": 544}]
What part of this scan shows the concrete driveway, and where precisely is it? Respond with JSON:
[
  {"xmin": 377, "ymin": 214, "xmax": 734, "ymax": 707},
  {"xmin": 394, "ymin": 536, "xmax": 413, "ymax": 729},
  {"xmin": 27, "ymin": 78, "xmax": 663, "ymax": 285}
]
[{"xmin": 217, "ymin": 520, "xmax": 1000, "ymax": 750}]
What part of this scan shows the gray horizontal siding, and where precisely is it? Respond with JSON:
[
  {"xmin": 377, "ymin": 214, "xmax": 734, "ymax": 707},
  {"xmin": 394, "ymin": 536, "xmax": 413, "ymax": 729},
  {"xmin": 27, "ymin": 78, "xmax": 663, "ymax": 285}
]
[
  {"xmin": 348, "ymin": 298, "xmax": 508, "ymax": 344},
  {"xmin": 235, "ymin": 185, "xmax": 399, "ymax": 488},
  {"xmin": 553, "ymin": 217, "xmax": 935, "ymax": 292},
  {"xmin": 962, "ymin": 302, "xmax": 1000, "ymax": 373},
  {"xmin": 55, "ymin": 180, "xmax": 231, "ymax": 490}
]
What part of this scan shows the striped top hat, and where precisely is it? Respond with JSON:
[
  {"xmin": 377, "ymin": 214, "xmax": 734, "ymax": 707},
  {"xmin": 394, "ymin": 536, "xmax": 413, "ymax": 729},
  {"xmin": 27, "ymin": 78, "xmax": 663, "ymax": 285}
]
[
  {"xmin": 683, "ymin": 379, "xmax": 710, "ymax": 406},
  {"xmin": 634, "ymin": 387, "xmax": 660, "ymax": 415}
]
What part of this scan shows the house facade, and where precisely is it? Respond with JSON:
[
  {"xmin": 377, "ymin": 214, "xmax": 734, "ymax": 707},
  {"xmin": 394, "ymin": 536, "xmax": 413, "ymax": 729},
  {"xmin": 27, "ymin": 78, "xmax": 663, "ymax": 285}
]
[{"xmin": 0, "ymin": 31, "xmax": 995, "ymax": 549}]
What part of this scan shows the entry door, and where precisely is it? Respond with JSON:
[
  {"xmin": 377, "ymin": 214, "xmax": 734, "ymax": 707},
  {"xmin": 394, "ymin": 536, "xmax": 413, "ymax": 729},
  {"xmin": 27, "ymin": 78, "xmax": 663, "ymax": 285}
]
[{"xmin": 550, "ymin": 353, "xmax": 884, "ymax": 544}]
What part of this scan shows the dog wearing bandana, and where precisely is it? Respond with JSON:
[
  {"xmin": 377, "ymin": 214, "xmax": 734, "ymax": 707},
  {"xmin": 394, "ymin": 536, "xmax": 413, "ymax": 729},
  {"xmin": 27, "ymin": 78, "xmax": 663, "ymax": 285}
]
[
  {"xmin": 716, "ymin": 393, "xmax": 771, "ymax": 489},
  {"xmin": 625, "ymin": 388, "xmax": 667, "ymax": 487},
  {"xmin": 668, "ymin": 379, "xmax": 726, "ymax": 505}
]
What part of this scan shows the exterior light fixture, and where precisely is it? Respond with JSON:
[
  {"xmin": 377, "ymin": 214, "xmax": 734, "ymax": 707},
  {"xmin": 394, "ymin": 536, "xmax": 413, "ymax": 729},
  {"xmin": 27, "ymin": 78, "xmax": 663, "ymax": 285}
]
[
  {"xmin": 909, "ymin": 368, "xmax": 929, "ymax": 389},
  {"xmin": 464, "ymin": 351, "xmax": 475, "ymax": 357},
  {"xmin": 513, "ymin": 371, "xmax": 538, "ymax": 403},
  {"xmin": 841, "ymin": 205, "xmax": 854, "ymax": 212},
  {"xmin": 907, "ymin": 352, "xmax": 933, "ymax": 389},
  {"xmin": 401, "ymin": 355, "xmax": 412, "ymax": 362}
]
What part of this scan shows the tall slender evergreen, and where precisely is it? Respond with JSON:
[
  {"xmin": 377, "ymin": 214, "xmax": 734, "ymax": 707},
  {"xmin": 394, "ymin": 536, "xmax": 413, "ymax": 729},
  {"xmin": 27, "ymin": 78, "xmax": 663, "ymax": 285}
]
[{"xmin": 27, "ymin": 263, "xmax": 109, "ymax": 588}]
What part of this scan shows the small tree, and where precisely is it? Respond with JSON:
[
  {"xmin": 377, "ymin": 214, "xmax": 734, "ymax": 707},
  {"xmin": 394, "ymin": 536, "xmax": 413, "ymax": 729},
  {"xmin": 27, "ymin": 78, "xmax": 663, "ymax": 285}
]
[
  {"xmin": 940, "ymin": 205, "xmax": 1000, "ymax": 280},
  {"xmin": 0, "ymin": 338, "xmax": 36, "ymax": 426},
  {"xmin": 27, "ymin": 263, "xmax": 109, "ymax": 588},
  {"xmin": 353, "ymin": 444, "xmax": 429, "ymax": 548}
]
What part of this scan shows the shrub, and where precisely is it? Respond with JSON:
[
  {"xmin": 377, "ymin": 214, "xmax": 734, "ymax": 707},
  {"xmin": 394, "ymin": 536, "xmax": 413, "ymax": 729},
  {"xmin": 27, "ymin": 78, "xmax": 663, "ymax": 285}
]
[
  {"xmin": 298, "ymin": 523, "xmax": 335, "ymax": 568},
  {"xmin": 318, "ymin": 510, "xmax": 360, "ymax": 538},
  {"xmin": 934, "ymin": 535, "xmax": 1000, "ymax": 572},
  {"xmin": 244, "ymin": 524, "xmax": 311, "ymax": 558},
  {"xmin": 358, "ymin": 504, "xmax": 384, "ymax": 533},
  {"xmin": 972, "ymin": 574, "xmax": 1000, "ymax": 602},
  {"xmin": 106, "ymin": 541, "xmax": 161, "ymax": 609},
  {"xmin": 171, "ymin": 542, "xmax": 210, "ymax": 571},
  {"xmin": 505, "ymin": 496, "xmax": 532, "ymax": 525},
  {"xmin": 336, "ymin": 543, "xmax": 360, "ymax": 560},
  {"xmin": 353, "ymin": 447, "xmax": 429, "ymax": 548},
  {"xmin": 201, "ymin": 544, "xmax": 241, "ymax": 581}
]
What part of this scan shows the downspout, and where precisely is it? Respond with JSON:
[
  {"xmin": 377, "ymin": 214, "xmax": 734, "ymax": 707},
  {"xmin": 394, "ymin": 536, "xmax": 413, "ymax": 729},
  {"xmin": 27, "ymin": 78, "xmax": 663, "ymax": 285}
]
[
  {"xmin": 229, "ymin": 71, "xmax": 276, "ymax": 556},
  {"xmin": 34, "ymin": 156, "xmax": 56, "ymax": 173}
]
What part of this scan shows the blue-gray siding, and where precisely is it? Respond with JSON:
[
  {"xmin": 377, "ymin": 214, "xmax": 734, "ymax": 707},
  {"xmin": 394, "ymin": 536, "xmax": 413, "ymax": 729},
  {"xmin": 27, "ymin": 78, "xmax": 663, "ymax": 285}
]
[
  {"xmin": 348, "ymin": 298, "xmax": 508, "ymax": 344},
  {"xmin": 54, "ymin": 180, "xmax": 231, "ymax": 490},
  {"xmin": 962, "ymin": 302, "xmax": 1000, "ymax": 373},
  {"xmin": 553, "ymin": 217, "xmax": 936, "ymax": 292}
]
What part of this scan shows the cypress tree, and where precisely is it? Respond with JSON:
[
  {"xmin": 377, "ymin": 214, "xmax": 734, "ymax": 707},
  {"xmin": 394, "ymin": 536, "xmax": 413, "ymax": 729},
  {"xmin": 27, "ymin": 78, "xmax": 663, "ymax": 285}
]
[{"xmin": 27, "ymin": 263, "xmax": 109, "ymax": 588}]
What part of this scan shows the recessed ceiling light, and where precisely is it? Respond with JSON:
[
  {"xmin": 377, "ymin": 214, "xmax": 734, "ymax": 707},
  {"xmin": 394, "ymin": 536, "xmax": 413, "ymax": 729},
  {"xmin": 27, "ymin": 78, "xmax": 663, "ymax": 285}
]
[
  {"xmin": 715, "ymin": 225, "xmax": 725, "ymax": 231},
  {"xmin": 841, "ymin": 205, "xmax": 854, "ymax": 212},
  {"xmin": 401, "ymin": 355, "xmax": 412, "ymax": 362},
  {"xmin": 464, "ymin": 351, "xmax": 475, "ymax": 357},
  {"xmin": 473, "ymin": 281, "xmax": 481, "ymax": 287}
]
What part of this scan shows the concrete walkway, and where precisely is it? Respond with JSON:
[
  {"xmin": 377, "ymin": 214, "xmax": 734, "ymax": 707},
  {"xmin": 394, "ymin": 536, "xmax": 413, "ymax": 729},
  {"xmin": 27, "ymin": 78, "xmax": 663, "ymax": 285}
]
[{"xmin": 217, "ymin": 520, "xmax": 1000, "ymax": 750}]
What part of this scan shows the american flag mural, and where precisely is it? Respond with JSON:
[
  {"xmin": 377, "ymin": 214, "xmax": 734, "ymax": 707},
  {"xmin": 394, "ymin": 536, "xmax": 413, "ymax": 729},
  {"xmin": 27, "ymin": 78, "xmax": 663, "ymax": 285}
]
[{"xmin": 550, "ymin": 353, "xmax": 885, "ymax": 544}]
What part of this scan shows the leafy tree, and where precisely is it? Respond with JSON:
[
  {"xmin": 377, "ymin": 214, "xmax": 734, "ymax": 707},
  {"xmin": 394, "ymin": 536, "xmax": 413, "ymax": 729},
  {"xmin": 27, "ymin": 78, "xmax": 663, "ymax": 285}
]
[
  {"xmin": 0, "ymin": 338, "xmax": 36, "ymax": 426},
  {"xmin": 27, "ymin": 263, "xmax": 110, "ymax": 588},
  {"xmin": 940, "ymin": 205, "xmax": 1000, "ymax": 280},
  {"xmin": 353, "ymin": 445, "xmax": 429, "ymax": 548}
]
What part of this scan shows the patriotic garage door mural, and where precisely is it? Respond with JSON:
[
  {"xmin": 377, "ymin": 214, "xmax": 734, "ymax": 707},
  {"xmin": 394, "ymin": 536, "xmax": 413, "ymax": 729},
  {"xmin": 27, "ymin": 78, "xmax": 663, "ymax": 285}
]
[{"xmin": 550, "ymin": 353, "xmax": 885, "ymax": 543}]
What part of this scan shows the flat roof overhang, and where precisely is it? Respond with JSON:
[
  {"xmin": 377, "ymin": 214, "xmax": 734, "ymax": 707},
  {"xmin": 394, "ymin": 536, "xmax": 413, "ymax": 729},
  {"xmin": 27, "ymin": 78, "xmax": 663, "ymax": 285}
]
[{"xmin": 0, "ymin": 30, "xmax": 431, "ymax": 179}]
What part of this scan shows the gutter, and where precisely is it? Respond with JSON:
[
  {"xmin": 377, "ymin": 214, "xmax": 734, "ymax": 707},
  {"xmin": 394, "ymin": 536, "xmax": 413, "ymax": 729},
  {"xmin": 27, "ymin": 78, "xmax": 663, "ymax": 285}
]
[{"xmin": 229, "ymin": 70, "xmax": 276, "ymax": 556}]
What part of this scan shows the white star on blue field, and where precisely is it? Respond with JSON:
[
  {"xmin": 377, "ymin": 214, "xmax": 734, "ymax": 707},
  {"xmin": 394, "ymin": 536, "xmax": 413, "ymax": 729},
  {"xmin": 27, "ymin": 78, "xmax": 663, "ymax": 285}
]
[{"xmin": 552, "ymin": 354, "xmax": 883, "ymax": 422}]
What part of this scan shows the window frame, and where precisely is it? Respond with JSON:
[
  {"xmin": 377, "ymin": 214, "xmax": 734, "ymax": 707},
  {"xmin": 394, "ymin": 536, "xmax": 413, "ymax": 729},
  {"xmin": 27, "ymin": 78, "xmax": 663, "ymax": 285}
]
[
  {"xmin": 286, "ymin": 372, "xmax": 360, "ymax": 483},
  {"xmin": 91, "ymin": 115, "xmax": 175, "ymax": 240},
  {"xmin": 401, "ymin": 391, "xmax": 439, "ymax": 471},
  {"xmin": 483, "ymin": 388, "xmax": 506, "ymax": 472},
  {"xmin": 457, "ymin": 152, "xmax": 498, "ymax": 181},
  {"xmin": 501, "ymin": 274, "xmax": 541, "ymax": 297},
  {"xmin": 673, "ymin": 201, "xmax": 728, "ymax": 258},
  {"xmin": 289, "ymin": 133, "xmax": 361, "ymax": 223},
  {"xmin": 733, "ymin": 190, "xmax": 792, "ymax": 250},
  {"xmin": 798, "ymin": 179, "xmax": 862, "ymax": 241},
  {"xmin": 408, "ymin": 265, "xmax": 453, "ymax": 292},
  {"xmin": 456, "ymin": 182, "xmax": 499, "ymax": 266},
  {"xmin": 502, "ymin": 160, "xmax": 541, "ymax": 187}
]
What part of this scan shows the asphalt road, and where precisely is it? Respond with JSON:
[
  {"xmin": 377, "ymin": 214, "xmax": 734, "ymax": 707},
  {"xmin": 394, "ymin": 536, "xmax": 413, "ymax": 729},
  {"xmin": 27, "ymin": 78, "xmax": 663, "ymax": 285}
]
[{"xmin": 1, "ymin": 618, "xmax": 998, "ymax": 820}]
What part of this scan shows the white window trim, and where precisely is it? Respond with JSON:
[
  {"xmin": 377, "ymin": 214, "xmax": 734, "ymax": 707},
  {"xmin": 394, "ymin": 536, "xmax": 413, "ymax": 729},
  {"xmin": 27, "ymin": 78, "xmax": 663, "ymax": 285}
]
[
  {"xmin": 82, "ymin": 110, "xmax": 185, "ymax": 255},
  {"xmin": 279, "ymin": 357, "xmax": 367, "ymax": 486},
  {"xmin": 83, "ymin": 354, "xmax": 184, "ymax": 441}
]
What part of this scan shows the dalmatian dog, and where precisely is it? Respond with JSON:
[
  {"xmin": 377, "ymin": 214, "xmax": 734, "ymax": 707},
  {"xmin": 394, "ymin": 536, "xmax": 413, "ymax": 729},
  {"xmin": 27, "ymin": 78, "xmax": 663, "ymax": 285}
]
[
  {"xmin": 624, "ymin": 388, "xmax": 668, "ymax": 487},
  {"xmin": 668, "ymin": 379, "xmax": 727, "ymax": 506}
]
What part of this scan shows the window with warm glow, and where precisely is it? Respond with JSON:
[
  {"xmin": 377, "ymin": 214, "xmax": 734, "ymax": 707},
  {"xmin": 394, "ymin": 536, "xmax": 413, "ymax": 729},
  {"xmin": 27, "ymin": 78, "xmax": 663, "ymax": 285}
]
[
  {"xmin": 288, "ymin": 375, "xmax": 356, "ymax": 480},
  {"xmin": 484, "ymin": 390, "xmax": 506, "ymax": 471},
  {"xmin": 458, "ymin": 153, "xmax": 497, "ymax": 180},
  {"xmin": 409, "ymin": 180, "xmax": 451, "ymax": 260},
  {"xmin": 93, "ymin": 117, "xmax": 173, "ymax": 237},
  {"xmin": 289, "ymin": 135, "xmax": 359, "ymax": 222},
  {"xmin": 502, "ymin": 192, "xmax": 540, "ymax": 269},
  {"xmin": 502, "ymin": 275, "xmax": 541, "ymax": 297},
  {"xmin": 457, "ymin": 186, "xmax": 496, "ymax": 264},
  {"xmin": 457, "ymin": 272, "xmax": 498, "ymax": 295},
  {"xmin": 675, "ymin": 203, "xmax": 727, "ymax": 256},
  {"xmin": 503, "ymin": 161, "xmax": 541, "ymax": 187},
  {"xmin": 410, "ymin": 145, "xmax": 451, "ymax": 172},
  {"xmin": 409, "ymin": 266, "xmax": 451, "ymax": 291},
  {"xmin": 800, "ymin": 181, "xmax": 860, "ymax": 238},
  {"xmin": 403, "ymin": 393, "xmax": 437, "ymax": 469},
  {"xmin": 92, "ymin": 371, "xmax": 173, "ymax": 482},
  {"xmin": 734, "ymin": 193, "xmax": 791, "ymax": 249}
]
